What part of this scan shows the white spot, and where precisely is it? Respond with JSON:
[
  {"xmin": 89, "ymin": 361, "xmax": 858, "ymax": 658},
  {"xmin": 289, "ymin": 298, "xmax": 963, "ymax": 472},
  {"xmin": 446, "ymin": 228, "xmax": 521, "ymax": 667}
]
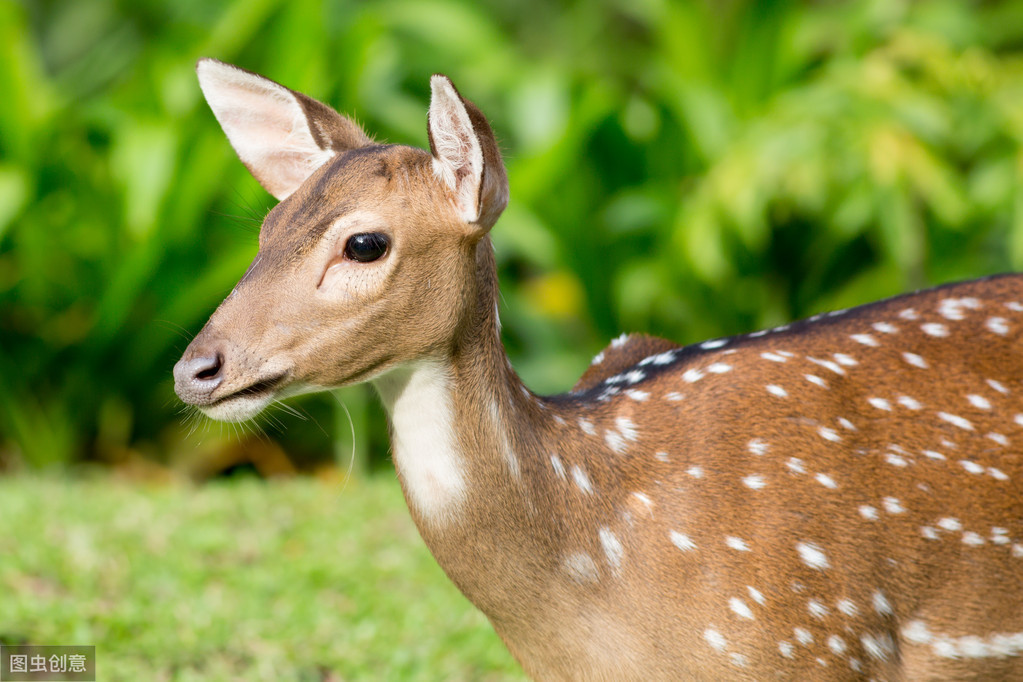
[
  {"xmin": 807, "ymin": 356, "xmax": 846, "ymax": 375},
  {"xmin": 838, "ymin": 417, "xmax": 857, "ymax": 430},
  {"xmin": 571, "ymin": 465, "xmax": 593, "ymax": 494},
  {"xmin": 873, "ymin": 322, "xmax": 899, "ymax": 334},
  {"xmin": 797, "ymin": 542, "xmax": 830, "ymax": 569},
  {"xmin": 903, "ymin": 620, "xmax": 932, "ymax": 644},
  {"xmin": 598, "ymin": 527, "xmax": 623, "ymax": 573},
  {"xmin": 729, "ymin": 652, "xmax": 747, "ymax": 668},
  {"xmin": 670, "ymin": 530, "xmax": 696, "ymax": 551},
  {"xmin": 550, "ymin": 455, "xmax": 566, "ymax": 480},
  {"xmin": 707, "ymin": 362, "xmax": 733, "ymax": 374},
  {"xmin": 1014, "ymin": 544, "xmax": 1023, "ymax": 558},
  {"xmin": 808, "ymin": 599, "xmax": 830, "ymax": 618},
  {"xmin": 899, "ymin": 308, "xmax": 920, "ymax": 320},
  {"xmin": 578, "ymin": 418, "xmax": 596, "ymax": 436},
  {"xmin": 625, "ymin": 389, "xmax": 649, "ymax": 401},
  {"xmin": 967, "ymin": 394, "xmax": 992, "ymax": 410},
  {"xmin": 805, "ymin": 374, "xmax": 829, "ymax": 388},
  {"xmin": 639, "ymin": 350, "xmax": 676, "ymax": 366},
  {"xmin": 605, "ymin": 430, "xmax": 626, "ymax": 454},
  {"xmin": 863, "ymin": 633, "xmax": 894, "ymax": 661},
  {"xmin": 563, "ymin": 552, "xmax": 599, "ymax": 583},
  {"xmin": 929, "ymin": 630, "xmax": 1023, "ymax": 659},
  {"xmin": 872, "ymin": 591, "xmax": 893, "ymax": 616},
  {"xmin": 686, "ymin": 465, "xmax": 704, "ymax": 478},
  {"xmin": 655, "ymin": 451, "xmax": 670, "ymax": 462},
  {"xmin": 704, "ymin": 628, "xmax": 727, "ymax": 652},
  {"xmin": 729, "ymin": 597, "xmax": 755, "ymax": 620},
  {"xmin": 921, "ymin": 526, "xmax": 940, "ymax": 540},
  {"xmin": 616, "ymin": 417, "xmax": 638, "ymax": 441},
  {"xmin": 766, "ymin": 384, "xmax": 788, "ymax": 398},
  {"xmin": 624, "ymin": 370, "xmax": 645, "ymax": 384},
  {"xmin": 787, "ymin": 458, "xmax": 806, "ymax": 474},
  {"xmin": 859, "ymin": 505, "xmax": 879, "ymax": 520},
  {"xmin": 991, "ymin": 527, "xmax": 1010, "ymax": 544},
  {"xmin": 1007, "ymin": 301, "xmax": 1023, "ymax": 312},
  {"xmin": 833, "ymin": 353, "xmax": 858, "ymax": 367},
  {"xmin": 761, "ymin": 351, "xmax": 788, "ymax": 362},
  {"xmin": 987, "ymin": 379, "xmax": 1010, "ymax": 394},
  {"xmin": 938, "ymin": 412, "xmax": 973, "ymax": 430},
  {"xmin": 664, "ymin": 391, "xmax": 683, "ymax": 401},
  {"xmin": 726, "ymin": 536, "xmax": 750, "ymax": 552},
  {"xmin": 837, "ymin": 598, "xmax": 858, "ymax": 616},
  {"xmin": 895, "ymin": 395, "xmax": 921, "ymax": 410},
  {"xmin": 817, "ymin": 427, "xmax": 841, "ymax": 443},
  {"xmin": 868, "ymin": 397, "xmax": 892, "ymax": 411},
  {"xmin": 902, "ymin": 352, "xmax": 929, "ymax": 369},
  {"xmin": 779, "ymin": 641, "xmax": 795, "ymax": 658},
  {"xmin": 989, "ymin": 467, "xmax": 1009, "ymax": 481},
  {"xmin": 816, "ymin": 473, "xmax": 838, "ymax": 489},
  {"xmin": 632, "ymin": 492, "xmax": 654, "ymax": 516},
  {"xmin": 700, "ymin": 338, "xmax": 729, "ymax": 350},
  {"xmin": 987, "ymin": 317, "xmax": 1010, "ymax": 335},
  {"xmin": 963, "ymin": 531, "xmax": 985, "ymax": 546},
  {"xmin": 795, "ymin": 627, "xmax": 813, "ymax": 646},
  {"xmin": 828, "ymin": 635, "xmax": 847, "ymax": 654},
  {"xmin": 851, "ymin": 333, "xmax": 880, "ymax": 347},
  {"xmin": 747, "ymin": 586, "xmax": 766, "ymax": 605},
  {"xmin": 885, "ymin": 453, "xmax": 909, "ymax": 467},
  {"xmin": 883, "ymin": 497, "xmax": 905, "ymax": 514},
  {"xmin": 682, "ymin": 368, "xmax": 704, "ymax": 383},
  {"xmin": 747, "ymin": 438, "xmax": 769, "ymax": 455},
  {"xmin": 611, "ymin": 333, "xmax": 629, "ymax": 348},
  {"xmin": 923, "ymin": 449, "xmax": 946, "ymax": 460},
  {"xmin": 743, "ymin": 475, "xmax": 767, "ymax": 490},
  {"xmin": 591, "ymin": 351, "xmax": 605, "ymax": 365},
  {"xmin": 938, "ymin": 299, "xmax": 969, "ymax": 321},
  {"xmin": 937, "ymin": 517, "xmax": 962, "ymax": 532},
  {"xmin": 922, "ymin": 322, "xmax": 949, "ymax": 337},
  {"xmin": 960, "ymin": 460, "xmax": 985, "ymax": 474}
]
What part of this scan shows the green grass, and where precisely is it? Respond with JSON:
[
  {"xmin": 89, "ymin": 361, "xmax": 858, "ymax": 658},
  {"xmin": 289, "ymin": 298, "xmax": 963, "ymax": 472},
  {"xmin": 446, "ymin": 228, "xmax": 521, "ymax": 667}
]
[{"xmin": 0, "ymin": 475, "xmax": 526, "ymax": 681}]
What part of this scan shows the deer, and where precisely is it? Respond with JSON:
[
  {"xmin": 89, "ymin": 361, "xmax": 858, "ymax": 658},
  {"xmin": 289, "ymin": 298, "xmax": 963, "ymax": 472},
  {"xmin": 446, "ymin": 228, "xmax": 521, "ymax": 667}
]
[{"xmin": 174, "ymin": 58, "xmax": 1023, "ymax": 681}]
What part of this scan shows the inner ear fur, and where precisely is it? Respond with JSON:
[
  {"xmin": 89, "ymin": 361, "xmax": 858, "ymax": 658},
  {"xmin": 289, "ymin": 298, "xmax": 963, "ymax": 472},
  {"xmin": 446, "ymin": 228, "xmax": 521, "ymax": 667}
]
[
  {"xmin": 427, "ymin": 75, "xmax": 509, "ymax": 231},
  {"xmin": 196, "ymin": 58, "xmax": 372, "ymax": 200}
]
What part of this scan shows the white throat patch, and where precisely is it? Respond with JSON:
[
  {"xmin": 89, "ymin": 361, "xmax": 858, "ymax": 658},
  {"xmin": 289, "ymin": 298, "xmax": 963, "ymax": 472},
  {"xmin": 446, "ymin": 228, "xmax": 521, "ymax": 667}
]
[{"xmin": 374, "ymin": 361, "xmax": 466, "ymax": 524}]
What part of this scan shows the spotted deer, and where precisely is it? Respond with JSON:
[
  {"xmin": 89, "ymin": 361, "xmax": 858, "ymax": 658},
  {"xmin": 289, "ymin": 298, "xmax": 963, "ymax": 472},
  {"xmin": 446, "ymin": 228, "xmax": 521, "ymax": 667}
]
[{"xmin": 174, "ymin": 59, "xmax": 1023, "ymax": 680}]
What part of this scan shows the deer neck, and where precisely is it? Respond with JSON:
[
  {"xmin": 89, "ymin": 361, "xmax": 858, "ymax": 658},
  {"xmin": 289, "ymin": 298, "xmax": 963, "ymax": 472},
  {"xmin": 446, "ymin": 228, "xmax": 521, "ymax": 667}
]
[{"xmin": 372, "ymin": 238, "xmax": 557, "ymax": 607}]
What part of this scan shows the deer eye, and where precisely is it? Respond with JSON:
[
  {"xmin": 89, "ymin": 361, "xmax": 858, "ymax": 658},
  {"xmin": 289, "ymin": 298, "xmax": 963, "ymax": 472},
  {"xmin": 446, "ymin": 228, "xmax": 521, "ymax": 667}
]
[{"xmin": 344, "ymin": 233, "xmax": 390, "ymax": 263}]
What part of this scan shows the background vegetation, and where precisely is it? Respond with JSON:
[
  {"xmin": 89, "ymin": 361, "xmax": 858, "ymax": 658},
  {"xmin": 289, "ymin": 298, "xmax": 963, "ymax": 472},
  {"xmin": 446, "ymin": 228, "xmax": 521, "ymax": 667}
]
[{"xmin": 4, "ymin": 0, "xmax": 1023, "ymax": 471}]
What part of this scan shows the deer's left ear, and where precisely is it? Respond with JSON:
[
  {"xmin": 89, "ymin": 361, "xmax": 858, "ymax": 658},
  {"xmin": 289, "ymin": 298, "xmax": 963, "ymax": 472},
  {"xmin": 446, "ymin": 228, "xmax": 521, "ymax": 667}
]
[{"xmin": 427, "ymin": 75, "xmax": 509, "ymax": 231}]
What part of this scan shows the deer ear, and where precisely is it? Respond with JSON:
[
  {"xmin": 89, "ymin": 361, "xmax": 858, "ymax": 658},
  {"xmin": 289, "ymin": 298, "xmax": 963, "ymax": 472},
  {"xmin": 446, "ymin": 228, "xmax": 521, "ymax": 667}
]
[
  {"xmin": 196, "ymin": 58, "xmax": 372, "ymax": 200},
  {"xmin": 427, "ymin": 75, "xmax": 509, "ymax": 231}
]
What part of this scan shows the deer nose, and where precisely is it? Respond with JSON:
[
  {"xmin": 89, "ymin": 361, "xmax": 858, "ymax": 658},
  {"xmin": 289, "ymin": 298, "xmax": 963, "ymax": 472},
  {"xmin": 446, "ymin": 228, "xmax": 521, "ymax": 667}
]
[{"xmin": 173, "ymin": 351, "xmax": 225, "ymax": 402}]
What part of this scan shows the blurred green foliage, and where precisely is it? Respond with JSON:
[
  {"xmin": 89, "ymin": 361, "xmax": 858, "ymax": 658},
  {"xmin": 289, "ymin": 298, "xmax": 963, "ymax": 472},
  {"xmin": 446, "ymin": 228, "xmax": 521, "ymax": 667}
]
[{"xmin": 3, "ymin": 0, "xmax": 1023, "ymax": 469}]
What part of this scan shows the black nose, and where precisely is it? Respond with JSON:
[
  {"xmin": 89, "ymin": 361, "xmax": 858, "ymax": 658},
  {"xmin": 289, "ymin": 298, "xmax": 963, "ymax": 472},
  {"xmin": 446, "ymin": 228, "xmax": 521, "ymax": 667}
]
[{"xmin": 173, "ymin": 351, "xmax": 224, "ymax": 403}]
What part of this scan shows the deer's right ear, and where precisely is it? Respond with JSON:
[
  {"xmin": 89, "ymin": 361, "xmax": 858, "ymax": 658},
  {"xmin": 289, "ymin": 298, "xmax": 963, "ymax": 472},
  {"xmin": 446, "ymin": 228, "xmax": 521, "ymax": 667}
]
[{"xmin": 196, "ymin": 58, "xmax": 372, "ymax": 201}]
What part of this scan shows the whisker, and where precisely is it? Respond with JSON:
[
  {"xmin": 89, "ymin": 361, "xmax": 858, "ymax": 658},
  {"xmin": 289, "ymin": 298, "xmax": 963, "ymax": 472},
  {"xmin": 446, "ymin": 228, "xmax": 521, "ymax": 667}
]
[{"xmin": 329, "ymin": 391, "xmax": 358, "ymax": 494}]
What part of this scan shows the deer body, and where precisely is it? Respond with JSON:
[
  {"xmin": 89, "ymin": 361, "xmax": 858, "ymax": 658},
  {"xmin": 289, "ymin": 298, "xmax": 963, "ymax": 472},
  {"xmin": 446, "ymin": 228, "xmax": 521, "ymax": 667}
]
[{"xmin": 175, "ymin": 60, "xmax": 1023, "ymax": 680}]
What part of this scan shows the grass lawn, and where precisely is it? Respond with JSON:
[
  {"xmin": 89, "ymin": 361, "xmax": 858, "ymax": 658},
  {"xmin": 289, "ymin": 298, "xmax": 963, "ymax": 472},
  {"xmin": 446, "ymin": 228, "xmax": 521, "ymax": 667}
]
[{"xmin": 0, "ymin": 474, "xmax": 526, "ymax": 681}]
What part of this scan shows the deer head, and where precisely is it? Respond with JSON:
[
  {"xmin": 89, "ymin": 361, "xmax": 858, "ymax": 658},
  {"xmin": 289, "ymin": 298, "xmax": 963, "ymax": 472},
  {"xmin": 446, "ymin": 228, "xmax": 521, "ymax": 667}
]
[{"xmin": 173, "ymin": 60, "xmax": 508, "ymax": 422}]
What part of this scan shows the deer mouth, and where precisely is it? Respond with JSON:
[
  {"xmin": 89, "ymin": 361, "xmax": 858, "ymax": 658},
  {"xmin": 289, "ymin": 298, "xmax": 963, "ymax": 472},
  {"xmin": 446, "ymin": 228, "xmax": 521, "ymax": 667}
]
[{"xmin": 211, "ymin": 372, "xmax": 289, "ymax": 407}]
